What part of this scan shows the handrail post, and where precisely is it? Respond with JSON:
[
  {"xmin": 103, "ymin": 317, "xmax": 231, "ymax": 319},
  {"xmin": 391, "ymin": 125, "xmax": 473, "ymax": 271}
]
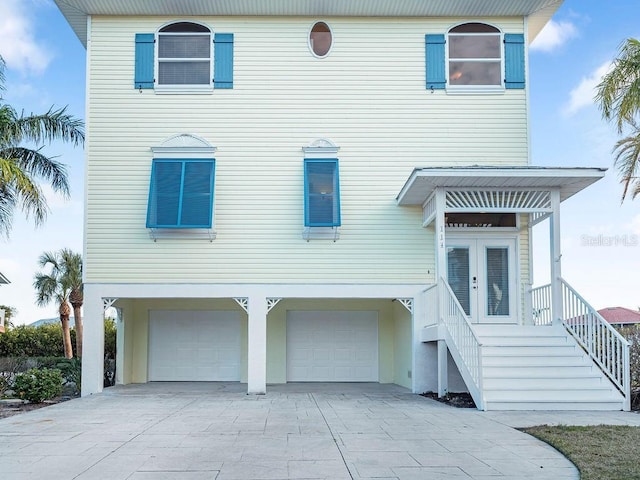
[
  {"xmin": 624, "ymin": 343, "xmax": 631, "ymax": 411},
  {"xmin": 549, "ymin": 190, "xmax": 562, "ymax": 324}
]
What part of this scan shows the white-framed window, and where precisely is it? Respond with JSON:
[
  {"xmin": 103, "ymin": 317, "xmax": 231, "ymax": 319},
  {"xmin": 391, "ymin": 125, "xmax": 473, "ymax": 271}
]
[
  {"xmin": 308, "ymin": 21, "xmax": 333, "ymax": 58},
  {"xmin": 447, "ymin": 23, "xmax": 502, "ymax": 89},
  {"xmin": 157, "ymin": 22, "xmax": 212, "ymax": 89},
  {"xmin": 445, "ymin": 213, "xmax": 519, "ymax": 229},
  {"xmin": 135, "ymin": 25, "xmax": 233, "ymax": 93}
]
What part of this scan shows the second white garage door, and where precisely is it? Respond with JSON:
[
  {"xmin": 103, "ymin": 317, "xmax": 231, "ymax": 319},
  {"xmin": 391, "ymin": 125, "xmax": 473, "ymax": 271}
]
[
  {"xmin": 286, "ymin": 311, "xmax": 379, "ymax": 382},
  {"xmin": 148, "ymin": 310, "xmax": 241, "ymax": 381}
]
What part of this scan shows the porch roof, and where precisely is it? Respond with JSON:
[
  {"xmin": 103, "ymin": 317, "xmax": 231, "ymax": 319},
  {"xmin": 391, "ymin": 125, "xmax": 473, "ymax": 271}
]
[{"xmin": 396, "ymin": 166, "xmax": 607, "ymax": 206}]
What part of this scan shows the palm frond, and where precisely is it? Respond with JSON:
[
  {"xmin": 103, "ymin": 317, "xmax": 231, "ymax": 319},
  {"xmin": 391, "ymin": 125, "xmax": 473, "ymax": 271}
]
[
  {"xmin": 33, "ymin": 249, "xmax": 81, "ymax": 310},
  {"xmin": 612, "ymin": 125, "xmax": 640, "ymax": 202},
  {"xmin": 0, "ymin": 146, "xmax": 70, "ymax": 196},
  {"xmin": 595, "ymin": 38, "xmax": 640, "ymax": 132},
  {"xmin": 0, "ymin": 56, "xmax": 5, "ymax": 94},
  {"xmin": 33, "ymin": 273, "xmax": 61, "ymax": 307},
  {"xmin": 10, "ymin": 106, "xmax": 85, "ymax": 147},
  {"xmin": 60, "ymin": 248, "xmax": 83, "ymax": 289},
  {"xmin": 0, "ymin": 157, "xmax": 48, "ymax": 235}
]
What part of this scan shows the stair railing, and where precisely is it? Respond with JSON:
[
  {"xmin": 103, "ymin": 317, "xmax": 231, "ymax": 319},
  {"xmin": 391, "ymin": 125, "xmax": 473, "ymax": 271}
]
[
  {"xmin": 560, "ymin": 279, "xmax": 630, "ymax": 410},
  {"xmin": 531, "ymin": 283, "xmax": 552, "ymax": 326},
  {"xmin": 439, "ymin": 277, "xmax": 484, "ymax": 410}
]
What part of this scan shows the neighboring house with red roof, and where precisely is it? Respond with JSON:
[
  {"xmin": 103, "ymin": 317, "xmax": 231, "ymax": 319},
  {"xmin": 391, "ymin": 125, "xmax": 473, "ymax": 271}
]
[{"xmin": 598, "ymin": 307, "xmax": 640, "ymax": 327}]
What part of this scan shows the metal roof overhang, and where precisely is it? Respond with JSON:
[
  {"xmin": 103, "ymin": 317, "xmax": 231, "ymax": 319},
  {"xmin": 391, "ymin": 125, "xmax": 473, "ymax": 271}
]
[
  {"xmin": 54, "ymin": 0, "xmax": 563, "ymax": 47},
  {"xmin": 396, "ymin": 166, "xmax": 607, "ymax": 207},
  {"xmin": 0, "ymin": 272, "xmax": 9, "ymax": 284}
]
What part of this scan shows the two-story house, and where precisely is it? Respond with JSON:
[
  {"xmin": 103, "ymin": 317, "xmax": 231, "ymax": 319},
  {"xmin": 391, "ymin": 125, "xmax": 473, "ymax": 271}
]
[{"xmin": 54, "ymin": 0, "xmax": 630, "ymax": 410}]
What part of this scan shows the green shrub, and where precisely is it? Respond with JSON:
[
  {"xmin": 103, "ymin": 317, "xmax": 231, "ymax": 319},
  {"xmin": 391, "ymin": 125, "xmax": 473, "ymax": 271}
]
[
  {"xmin": 0, "ymin": 324, "xmax": 75, "ymax": 357},
  {"xmin": 616, "ymin": 325, "xmax": 640, "ymax": 389},
  {"xmin": 104, "ymin": 317, "xmax": 117, "ymax": 360},
  {"xmin": 13, "ymin": 368, "xmax": 63, "ymax": 403},
  {"xmin": 55, "ymin": 358, "xmax": 81, "ymax": 393},
  {"xmin": 0, "ymin": 357, "xmax": 29, "ymax": 397}
]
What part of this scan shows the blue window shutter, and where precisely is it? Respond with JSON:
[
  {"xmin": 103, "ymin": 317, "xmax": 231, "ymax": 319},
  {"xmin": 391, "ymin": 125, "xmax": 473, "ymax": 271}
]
[
  {"xmin": 147, "ymin": 159, "xmax": 215, "ymax": 229},
  {"xmin": 425, "ymin": 34, "xmax": 446, "ymax": 90},
  {"xmin": 147, "ymin": 161, "xmax": 182, "ymax": 228},
  {"xmin": 135, "ymin": 33, "xmax": 155, "ymax": 89},
  {"xmin": 304, "ymin": 159, "xmax": 341, "ymax": 227},
  {"xmin": 214, "ymin": 33, "xmax": 234, "ymax": 89},
  {"xmin": 504, "ymin": 33, "xmax": 525, "ymax": 89},
  {"xmin": 180, "ymin": 160, "xmax": 215, "ymax": 228}
]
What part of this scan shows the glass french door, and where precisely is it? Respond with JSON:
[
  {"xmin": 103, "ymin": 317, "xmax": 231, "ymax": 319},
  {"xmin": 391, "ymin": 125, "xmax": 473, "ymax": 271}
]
[{"xmin": 446, "ymin": 237, "xmax": 517, "ymax": 324}]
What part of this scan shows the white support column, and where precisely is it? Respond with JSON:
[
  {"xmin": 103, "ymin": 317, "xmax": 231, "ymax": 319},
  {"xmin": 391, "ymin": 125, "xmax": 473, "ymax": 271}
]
[
  {"xmin": 437, "ymin": 340, "xmax": 448, "ymax": 397},
  {"xmin": 81, "ymin": 284, "xmax": 105, "ymax": 396},
  {"xmin": 115, "ymin": 307, "xmax": 124, "ymax": 385},
  {"xmin": 434, "ymin": 187, "xmax": 448, "ymax": 396},
  {"xmin": 247, "ymin": 294, "xmax": 267, "ymax": 394},
  {"xmin": 549, "ymin": 189, "xmax": 563, "ymax": 324},
  {"xmin": 434, "ymin": 187, "xmax": 447, "ymax": 281}
]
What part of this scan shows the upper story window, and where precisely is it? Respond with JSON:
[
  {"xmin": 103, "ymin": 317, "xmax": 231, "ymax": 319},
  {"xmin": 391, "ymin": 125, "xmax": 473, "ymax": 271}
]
[
  {"xmin": 134, "ymin": 25, "xmax": 234, "ymax": 93},
  {"xmin": 158, "ymin": 22, "xmax": 211, "ymax": 86},
  {"xmin": 448, "ymin": 23, "xmax": 501, "ymax": 87},
  {"xmin": 425, "ymin": 24, "xmax": 524, "ymax": 92},
  {"xmin": 309, "ymin": 22, "xmax": 333, "ymax": 58}
]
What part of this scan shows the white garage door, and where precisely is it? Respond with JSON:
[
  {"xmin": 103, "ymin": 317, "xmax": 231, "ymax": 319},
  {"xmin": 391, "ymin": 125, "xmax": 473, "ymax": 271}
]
[
  {"xmin": 287, "ymin": 311, "xmax": 378, "ymax": 382},
  {"xmin": 148, "ymin": 310, "xmax": 241, "ymax": 381}
]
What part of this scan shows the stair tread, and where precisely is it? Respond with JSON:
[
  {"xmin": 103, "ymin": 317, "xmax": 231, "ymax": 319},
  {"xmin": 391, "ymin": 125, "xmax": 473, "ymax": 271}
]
[{"xmin": 484, "ymin": 372, "xmax": 601, "ymax": 379}]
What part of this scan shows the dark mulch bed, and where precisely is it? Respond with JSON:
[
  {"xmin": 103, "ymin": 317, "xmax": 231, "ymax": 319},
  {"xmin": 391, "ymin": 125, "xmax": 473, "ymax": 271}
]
[
  {"xmin": 421, "ymin": 391, "xmax": 477, "ymax": 408},
  {"xmin": 0, "ymin": 396, "xmax": 75, "ymax": 419},
  {"xmin": 422, "ymin": 389, "xmax": 639, "ymax": 411}
]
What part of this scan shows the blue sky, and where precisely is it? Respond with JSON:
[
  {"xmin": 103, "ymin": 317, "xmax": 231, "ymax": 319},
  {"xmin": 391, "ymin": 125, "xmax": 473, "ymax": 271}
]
[{"xmin": 0, "ymin": 0, "xmax": 638, "ymax": 324}]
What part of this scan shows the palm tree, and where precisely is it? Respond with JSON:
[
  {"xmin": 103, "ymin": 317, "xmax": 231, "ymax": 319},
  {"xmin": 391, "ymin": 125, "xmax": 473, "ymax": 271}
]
[
  {"xmin": 0, "ymin": 56, "xmax": 84, "ymax": 237},
  {"xmin": 34, "ymin": 250, "xmax": 82, "ymax": 358},
  {"xmin": 595, "ymin": 38, "xmax": 640, "ymax": 202},
  {"xmin": 60, "ymin": 249, "xmax": 83, "ymax": 357}
]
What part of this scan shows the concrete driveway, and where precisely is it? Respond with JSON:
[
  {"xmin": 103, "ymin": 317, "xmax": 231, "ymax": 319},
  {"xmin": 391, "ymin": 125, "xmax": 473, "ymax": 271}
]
[{"xmin": 0, "ymin": 383, "xmax": 584, "ymax": 479}]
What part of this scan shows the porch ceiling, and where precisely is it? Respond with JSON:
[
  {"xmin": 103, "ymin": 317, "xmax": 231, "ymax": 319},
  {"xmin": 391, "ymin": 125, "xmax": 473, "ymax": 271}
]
[
  {"xmin": 54, "ymin": 0, "xmax": 562, "ymax": 47},
  {"xmin": 396, "ymin": 166, "xmax": 607, "ymax": 206}
]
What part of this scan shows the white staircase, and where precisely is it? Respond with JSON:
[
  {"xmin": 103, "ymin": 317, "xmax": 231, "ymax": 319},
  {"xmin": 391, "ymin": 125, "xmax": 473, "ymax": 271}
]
[{"xmin": 475, "ymin": 324, "xmax": 626, "ymax": 410}]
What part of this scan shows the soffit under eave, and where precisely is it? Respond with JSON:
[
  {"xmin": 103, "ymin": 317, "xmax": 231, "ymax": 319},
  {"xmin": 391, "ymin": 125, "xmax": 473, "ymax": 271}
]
[{"xmin": 54, "ymin": 0, "xmax": 563, "ymax": 48}]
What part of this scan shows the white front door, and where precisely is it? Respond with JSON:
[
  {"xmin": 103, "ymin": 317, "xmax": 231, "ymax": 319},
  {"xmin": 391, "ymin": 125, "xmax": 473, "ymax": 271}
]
[{"xmin": 446, "ymin": 237, "xmax": 518, "ymax": 324}]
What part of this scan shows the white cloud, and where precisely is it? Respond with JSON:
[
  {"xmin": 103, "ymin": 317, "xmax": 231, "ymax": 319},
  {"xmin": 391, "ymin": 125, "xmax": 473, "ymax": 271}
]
[
  {"xmin": 563, "ymin": 61, "xmax": 613, "ymax": 116},
  {"xmin": 0, "ymin": 0, "xmax": 52, "ymax": 75},
  {"xmin": 630, "ymin": 214, "xmax": 640, "ymax": 236},
  {"xmin": 41, "ymin": 183, "xmax": 75, "ymax": 211},
  {"xmin": 531, "ymin": 19, "xmax": 578, "ymax": 52}
]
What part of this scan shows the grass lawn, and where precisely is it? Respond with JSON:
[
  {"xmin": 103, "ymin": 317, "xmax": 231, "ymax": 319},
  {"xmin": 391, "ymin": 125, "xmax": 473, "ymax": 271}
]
[{"xmin": 522, "ymin": 425, "xmax": 640, "ymax": 480}]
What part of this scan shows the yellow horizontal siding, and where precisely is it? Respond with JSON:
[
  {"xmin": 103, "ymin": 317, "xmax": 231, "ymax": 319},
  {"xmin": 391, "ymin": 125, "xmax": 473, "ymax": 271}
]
[{"xmin": 85, "ymin": 15, "xmax": 526, "ymax": 283}]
